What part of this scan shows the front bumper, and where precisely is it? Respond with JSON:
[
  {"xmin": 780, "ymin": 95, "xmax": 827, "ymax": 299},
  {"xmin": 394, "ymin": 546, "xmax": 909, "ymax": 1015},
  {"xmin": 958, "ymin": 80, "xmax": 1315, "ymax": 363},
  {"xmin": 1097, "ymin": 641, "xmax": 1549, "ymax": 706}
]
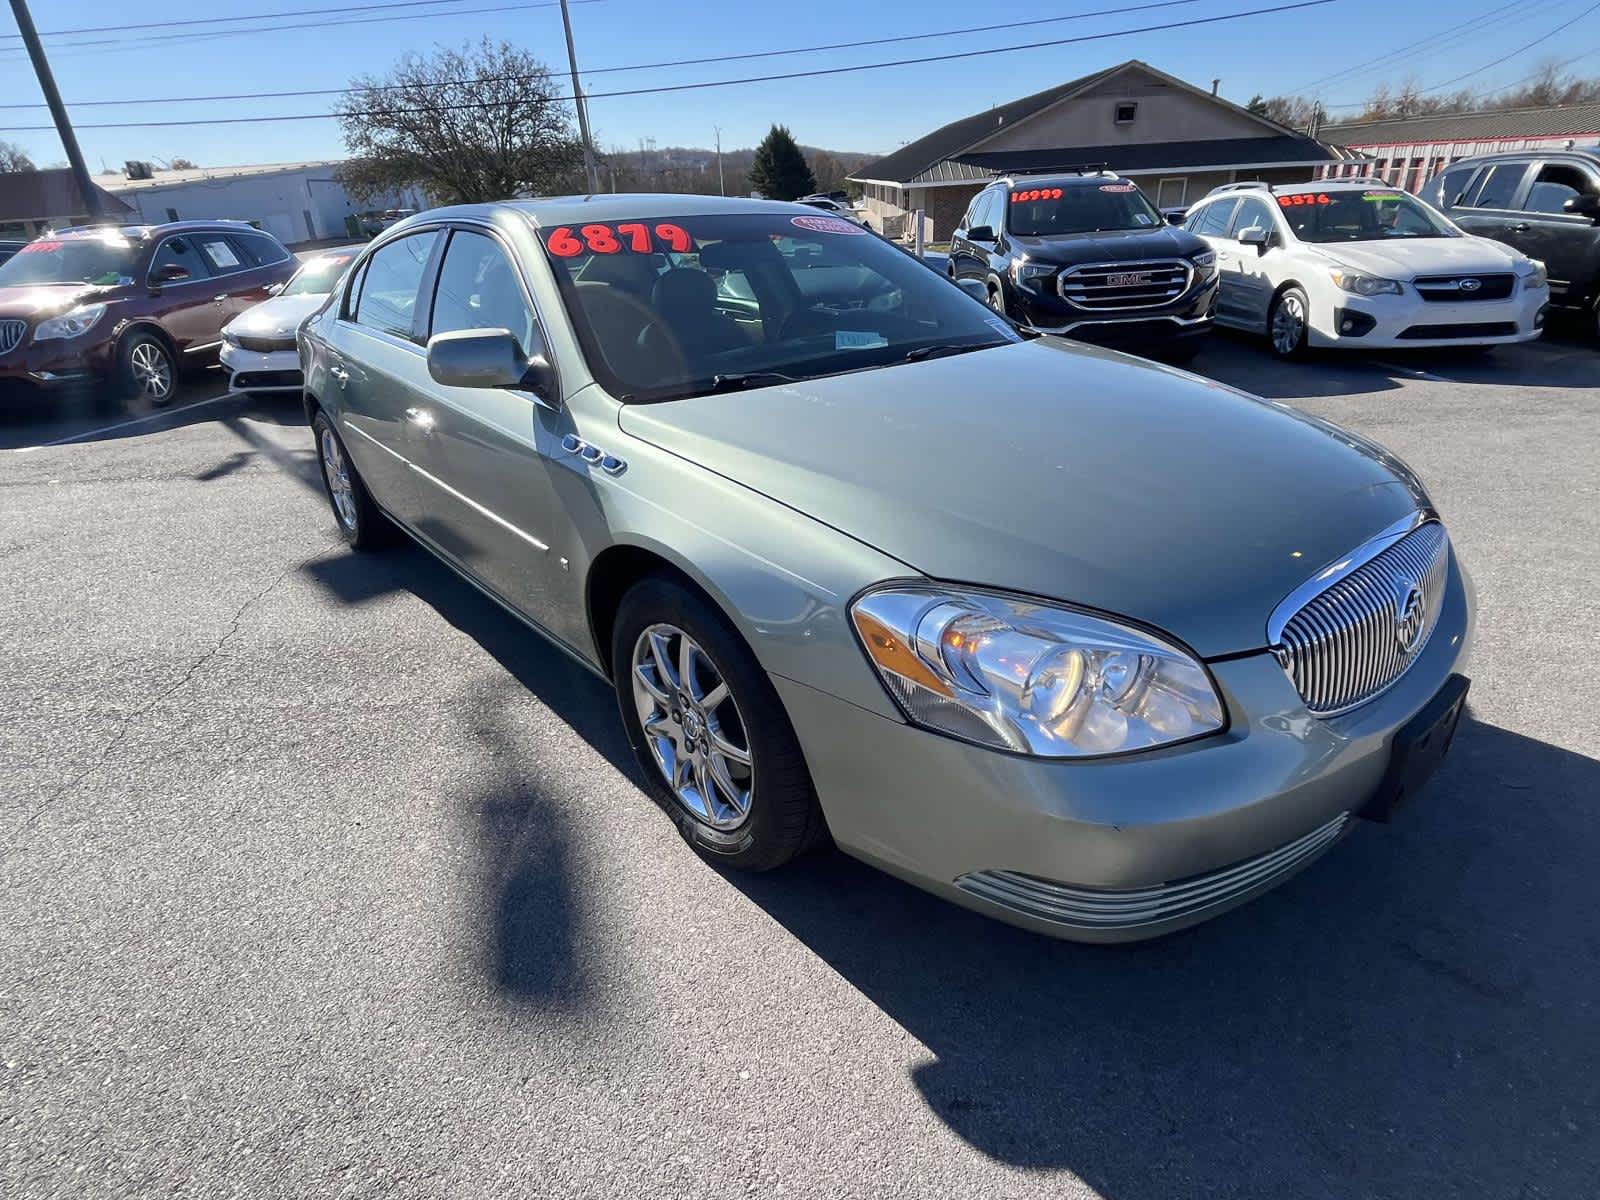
[
  {"xmin": 775, "ymin": 545, "xmax": 1472, "ymax": 943},
  {"xmin": 220, "ymin": 343, "xmax": 303, "ymax": 393},
  {"xmin": 1308, "ymin": 284, "xmax": 1548, "ymax": 349},
  {"xmin": 0, "ymin": 330, "xmax": 116, "ymax": 388}
]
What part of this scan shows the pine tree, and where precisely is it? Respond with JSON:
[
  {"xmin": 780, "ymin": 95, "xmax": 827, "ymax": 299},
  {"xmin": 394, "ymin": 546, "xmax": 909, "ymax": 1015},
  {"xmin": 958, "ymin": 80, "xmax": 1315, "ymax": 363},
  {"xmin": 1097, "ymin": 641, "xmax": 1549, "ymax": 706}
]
[{"xmin": 748, "ymin": 125, "xmax": 817, "ymax": 201}]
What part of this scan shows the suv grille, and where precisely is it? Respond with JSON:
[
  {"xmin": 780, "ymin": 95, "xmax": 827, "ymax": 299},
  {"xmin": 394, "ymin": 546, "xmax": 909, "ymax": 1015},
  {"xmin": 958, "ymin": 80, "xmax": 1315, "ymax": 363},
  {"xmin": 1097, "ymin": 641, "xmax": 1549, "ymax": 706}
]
[
  {"xmin": 1413, "ymin": 273, "xmax": 1514, "ymax": 302},
  {"xmin": 1058, "ymin": 260, "xmax": 1192, "ymax": 310},
  {"xmin": 0, "ymin": 319, "xmax": 25, "ymax": 356},
  {"xmin": 1273, "ymin": 521, "xmax": 1449, "ymax": 715}
]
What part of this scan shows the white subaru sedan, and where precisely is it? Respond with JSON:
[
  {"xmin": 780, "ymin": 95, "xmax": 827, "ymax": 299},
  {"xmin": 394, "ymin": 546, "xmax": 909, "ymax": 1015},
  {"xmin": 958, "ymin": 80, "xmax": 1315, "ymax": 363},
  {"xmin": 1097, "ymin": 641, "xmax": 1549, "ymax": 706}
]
[{"xmin": 1182, "ymin": 181, "xmax": 1549, "ymax": 357}]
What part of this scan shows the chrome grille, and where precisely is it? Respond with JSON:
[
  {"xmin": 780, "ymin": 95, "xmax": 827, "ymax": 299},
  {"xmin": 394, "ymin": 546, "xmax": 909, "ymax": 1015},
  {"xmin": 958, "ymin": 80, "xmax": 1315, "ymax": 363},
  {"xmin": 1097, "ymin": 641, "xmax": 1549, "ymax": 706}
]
[
  {"xmin": 1413, "ymin": 273, "xmax": 1514, "ymax": 302},
  {"xmin": 957, "ymin": 814, "xmax": 1349, "ymax": 930},
  {"xmin": 0, "ymin": 319, "xmax": 25, "ymax": 356},
  {"xmin": 1058, "ymin": 259, "xmax": 1192, "ymax": 310},
  {"xmin": 1273, "ymin": 521, "xmax": 1449, "ymax": 715}
]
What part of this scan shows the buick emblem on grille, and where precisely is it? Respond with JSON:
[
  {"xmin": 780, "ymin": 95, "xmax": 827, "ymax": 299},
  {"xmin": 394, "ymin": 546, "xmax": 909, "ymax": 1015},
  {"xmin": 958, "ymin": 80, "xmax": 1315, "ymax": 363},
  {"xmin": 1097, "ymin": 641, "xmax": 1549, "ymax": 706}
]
[
  {"xmin": 1107, "ymin": 272, "xmax": 1151, "ymax": 287},
  {"xmin": 1395, "ymin": 583, "xmax": 1427, "ymax": 654},
  {"xmin": 1458, "ymin": 277, "xmax": 1482, "ymax": 292}
]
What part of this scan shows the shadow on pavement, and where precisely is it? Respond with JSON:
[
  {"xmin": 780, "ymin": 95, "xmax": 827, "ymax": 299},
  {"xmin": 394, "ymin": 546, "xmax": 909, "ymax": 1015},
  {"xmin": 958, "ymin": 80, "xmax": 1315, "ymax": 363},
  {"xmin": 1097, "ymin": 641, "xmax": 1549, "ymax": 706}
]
[{"xmin": 719, "ymin": 717, "xmax": 1599, "ymax": 1197}]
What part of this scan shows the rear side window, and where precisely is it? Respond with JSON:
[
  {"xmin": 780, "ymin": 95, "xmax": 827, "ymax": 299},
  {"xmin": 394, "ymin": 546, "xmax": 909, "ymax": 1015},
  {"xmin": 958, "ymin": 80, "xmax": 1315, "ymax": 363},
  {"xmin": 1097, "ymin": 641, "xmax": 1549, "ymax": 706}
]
[
  {"xmin": 231, "ymin": 232, "xmax": 291, "ymax": 267},
  {"xmin": 353, "ymin": 231, "xmax": 440, "ymax": 341},
  {"xmin": 194, "ymin": 235, "xmax": 244, "ymax": 274},
  {"xmin": 1467, "ymin": 163, "xmax": 1529, "ymax": 209},
  {"xmin": 149, "ymin": 236, "xmax": 210, "ymax": 282}
]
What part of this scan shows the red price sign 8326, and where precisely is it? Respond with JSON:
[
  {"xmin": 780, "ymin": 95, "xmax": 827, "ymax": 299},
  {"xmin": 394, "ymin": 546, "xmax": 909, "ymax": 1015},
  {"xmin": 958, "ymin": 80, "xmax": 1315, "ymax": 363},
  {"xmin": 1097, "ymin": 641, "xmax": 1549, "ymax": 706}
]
[{"xmin": 543, "ymin": 222, "xmax": 692, "ymax": 257}]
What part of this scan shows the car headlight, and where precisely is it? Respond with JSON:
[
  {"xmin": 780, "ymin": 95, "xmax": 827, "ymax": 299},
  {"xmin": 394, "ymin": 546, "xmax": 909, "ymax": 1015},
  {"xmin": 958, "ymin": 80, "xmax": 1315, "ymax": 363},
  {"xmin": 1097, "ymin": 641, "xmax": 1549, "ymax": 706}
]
[
  {"xmin": 1011, "ymin": 260, "xmax": 1058, "ymax": 290},
  {"xmin": 850, "ymin": 585, "xmax": 1225, "ymax": 757},
  {"xmin": 1328, "ymin": 269, "xmax": 1403, "ymax": 297},
  {"xmin": 1190, "ymin": 249, "xmax": 1217, "ymax": 273},
  {"xmin": 1517, "ymin": 258, "xmax": 1548, "ymax": 288},
  {"xmin": 221, "ymin": 326, "xmax": 241, "ymax": 347},
  {"xmin": 32, "ymin": 303, "xmax": 107, "ymax": 341}
]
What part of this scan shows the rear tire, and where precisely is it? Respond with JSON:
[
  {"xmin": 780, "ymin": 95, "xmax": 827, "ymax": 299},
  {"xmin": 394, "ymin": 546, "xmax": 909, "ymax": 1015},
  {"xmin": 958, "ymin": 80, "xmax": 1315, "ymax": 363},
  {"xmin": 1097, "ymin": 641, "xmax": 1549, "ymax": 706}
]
[
  {"xmin": 1268, "ymin": 287, "xmax": 1311, "ymax": 360},
  {"xmin": 612, "ymin": 575, "xmax": 825, "ymax": 872},
  {"xmin": 312, "ymin": 410, "xmax": 393, "ymax": 550}
]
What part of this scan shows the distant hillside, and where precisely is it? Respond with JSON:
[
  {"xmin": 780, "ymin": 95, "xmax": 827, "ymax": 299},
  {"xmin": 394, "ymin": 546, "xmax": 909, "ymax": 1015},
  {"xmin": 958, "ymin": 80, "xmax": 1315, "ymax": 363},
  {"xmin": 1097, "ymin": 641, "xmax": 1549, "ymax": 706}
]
[{"xmin": 599, "ymin": 144, "xmax": 877, "ymax": 198}]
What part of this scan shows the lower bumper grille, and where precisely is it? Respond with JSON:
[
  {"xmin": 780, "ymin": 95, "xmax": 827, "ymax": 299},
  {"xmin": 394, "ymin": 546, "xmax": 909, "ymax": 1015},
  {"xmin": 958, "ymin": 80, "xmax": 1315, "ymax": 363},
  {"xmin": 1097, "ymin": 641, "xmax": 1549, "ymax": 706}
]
[
  {"xmin": 230, "ymin": 369, "xmax": 302, "ymax": 390},
  {"xmin": 956, "ymin": 814, "xmax": 1350, "ymax": 930},
  {"xmin": 1397, "ymin": 321, "xmax": 1517, "ymax": 340}
]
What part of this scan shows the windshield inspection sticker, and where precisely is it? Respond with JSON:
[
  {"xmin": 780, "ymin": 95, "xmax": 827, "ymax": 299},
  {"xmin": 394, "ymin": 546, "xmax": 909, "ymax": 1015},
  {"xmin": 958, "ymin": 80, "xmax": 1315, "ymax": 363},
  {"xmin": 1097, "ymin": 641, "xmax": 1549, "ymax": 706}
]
[
  {"xmin": 835, "ymin": 330, "xmax": 888, "ymax": 350},
  {"xmin": 791, "ymin": 215, "xmax": 866, "ymax": 235},
  {"xmin": 1133, "ymin": 212, "xmax": 1153, "ymax": 225},
  {"xmin": 986, "ymin": 317, "xmax": 1023, "ymax": 342}
]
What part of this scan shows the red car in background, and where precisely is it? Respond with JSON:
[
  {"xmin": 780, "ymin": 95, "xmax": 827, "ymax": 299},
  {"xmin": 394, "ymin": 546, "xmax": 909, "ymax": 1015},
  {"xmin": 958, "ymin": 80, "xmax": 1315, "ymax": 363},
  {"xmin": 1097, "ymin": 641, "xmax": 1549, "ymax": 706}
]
[{"xmin": 0, "ymin": 221, "xmax": 297, "ymax": 405}]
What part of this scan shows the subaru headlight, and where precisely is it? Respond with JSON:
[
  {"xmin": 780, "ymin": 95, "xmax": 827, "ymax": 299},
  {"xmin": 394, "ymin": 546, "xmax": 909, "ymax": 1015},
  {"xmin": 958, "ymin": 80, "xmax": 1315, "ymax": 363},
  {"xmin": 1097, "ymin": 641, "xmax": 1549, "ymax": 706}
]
[
  {"xmin": 1011, "ymin": 260, "xmax": 1058, "ymax": 290},
  {"xmin": 33, "ymin": 303, "xmax": 107, "ymax": 341},
  {"xmin": 1516, "ymin": 258, "xmax": 1547, "ymax": 288},
  {"xmin": 1328, "ymin": 269, "xmax": 1402, "ymax": 297},
  {"xmin": 851, "ymin": 585, "xmax": 1225, "ymax": 757}
]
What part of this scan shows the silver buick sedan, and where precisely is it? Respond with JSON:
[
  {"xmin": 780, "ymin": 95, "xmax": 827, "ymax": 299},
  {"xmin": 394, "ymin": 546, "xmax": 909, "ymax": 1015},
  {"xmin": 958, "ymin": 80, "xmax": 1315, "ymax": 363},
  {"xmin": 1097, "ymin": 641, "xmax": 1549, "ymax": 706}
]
[{"xmin": 298, "ymin": 195, "xmax": 1472, "ymax": 942}]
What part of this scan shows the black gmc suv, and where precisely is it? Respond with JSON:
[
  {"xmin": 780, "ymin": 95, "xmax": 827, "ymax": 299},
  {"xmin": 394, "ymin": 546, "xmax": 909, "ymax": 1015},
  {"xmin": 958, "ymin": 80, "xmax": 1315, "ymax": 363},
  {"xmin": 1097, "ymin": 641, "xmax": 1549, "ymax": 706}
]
[
  {"xmin": 1419, "ymin": 149, "xmax": 1600, "ymax": 339},
  {"xmin": 948, "ymin": 171, "xmax": 1218, "ymax": 360}
]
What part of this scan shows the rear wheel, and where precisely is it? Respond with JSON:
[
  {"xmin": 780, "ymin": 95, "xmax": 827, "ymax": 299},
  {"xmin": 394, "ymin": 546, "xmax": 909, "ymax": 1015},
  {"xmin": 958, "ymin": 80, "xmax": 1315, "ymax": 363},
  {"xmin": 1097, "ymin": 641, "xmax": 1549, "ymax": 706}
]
[
  {"xmin": 312, "ymin": 411, "xmax": 392, "ymax": 550},
  {"xmin": 613, "ymin": 575, "xmax": 824, "ymax": 871},
  {"xmin": 1269, "ymin": 287, "xmax": 1311, "ymax": 360}
]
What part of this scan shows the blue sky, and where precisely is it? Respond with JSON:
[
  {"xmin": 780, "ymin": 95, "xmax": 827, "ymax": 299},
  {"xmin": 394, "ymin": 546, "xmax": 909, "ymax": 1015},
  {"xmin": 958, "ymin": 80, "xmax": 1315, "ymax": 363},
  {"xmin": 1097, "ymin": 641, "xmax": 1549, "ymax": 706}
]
[{"xmin": 2, "ymin": 0, "xmax": 1596, "ymax": 169}]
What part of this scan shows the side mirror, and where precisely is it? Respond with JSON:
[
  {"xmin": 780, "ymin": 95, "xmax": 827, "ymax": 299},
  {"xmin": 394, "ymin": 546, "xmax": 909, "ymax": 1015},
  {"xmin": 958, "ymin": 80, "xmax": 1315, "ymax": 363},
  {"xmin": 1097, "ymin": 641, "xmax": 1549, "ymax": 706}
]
[
  {"xmin": 1563, "ymin": 193, "xmax": 1600, "ymax": 220},
  {"xmin": 1165, "ymin": 211, "xmax": 1187, "ymax": 225},
  {"xmin": 965, "ymin": 224, "xmax": 996, "ymax": 244},
  {"xmin": 1237, "ymin": 225, "xmax": 1269, "ymax": 248},
  {"xmin": 954, "ymin": 278, "xmax": 990, "ymax": 304},
  {"xmin": 267, "ymin": 282, "xmax": 284, "ymax": 296},
  {"xmin": 426, "ymin": 328, "xmax": 558, "ymax": 403},
  {"xmin": 154, "ymin": 263, "xmax": 190, "ymax": 283}
]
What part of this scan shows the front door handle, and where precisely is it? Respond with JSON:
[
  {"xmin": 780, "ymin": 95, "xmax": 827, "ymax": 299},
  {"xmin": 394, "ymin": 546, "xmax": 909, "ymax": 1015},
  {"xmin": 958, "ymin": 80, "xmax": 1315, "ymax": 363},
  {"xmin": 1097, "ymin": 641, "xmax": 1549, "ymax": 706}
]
[
  {"xmin": 405, "ymin": 406, "xmax": 436, "ymax": 435},
  {"xmin": 1511, "ymin": 222, "xmax": 1531, "ymax": 233},
  {"xmin": 329, "ymin": 366, "xmax": 349, "ymax": 386},
  {"xmin": 213, "ymin": 294, "xmax": 229, "ymax": 303}
]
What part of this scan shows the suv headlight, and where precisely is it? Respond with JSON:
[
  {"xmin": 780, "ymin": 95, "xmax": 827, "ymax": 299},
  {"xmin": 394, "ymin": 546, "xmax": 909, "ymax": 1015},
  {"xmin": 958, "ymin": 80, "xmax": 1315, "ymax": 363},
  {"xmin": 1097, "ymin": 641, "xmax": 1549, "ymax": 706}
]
[
  {"xmin": 1517, "ymin": 258, "xmax": 1548, "ymax": 288},
  {"xmin": 850, "ymin": 585, "xmax": 1225, "ymax": 757},
  {"xmin": 1329, "ymin": 269, "xmax": 1402, "ymax": 297},
  {"xmin": 33, "ymin": 303, "xmax": 107, "ymax": 341},
  {"xmin": 1011, "ymin": 260, "xmax": 1058, "ymax": 290},
  {"xmin": 1190, "ymin": 249, "xmax": 1217, "ymax": 273}
]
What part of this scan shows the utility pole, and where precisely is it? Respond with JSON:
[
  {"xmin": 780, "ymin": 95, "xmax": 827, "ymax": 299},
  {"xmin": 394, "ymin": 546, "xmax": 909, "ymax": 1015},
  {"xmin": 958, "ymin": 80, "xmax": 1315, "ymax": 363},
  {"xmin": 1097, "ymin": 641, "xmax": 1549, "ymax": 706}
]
[
  {"xmin": 557, "ymin": 0, "xmax": 599, "ymax": 193},
  {"xmin": 714, "ymin": 126, "xmax": 725, "ymax": 196},
  {"xmin": 8, "ymin": 0, "xmax": 102, "ymax": 220}
]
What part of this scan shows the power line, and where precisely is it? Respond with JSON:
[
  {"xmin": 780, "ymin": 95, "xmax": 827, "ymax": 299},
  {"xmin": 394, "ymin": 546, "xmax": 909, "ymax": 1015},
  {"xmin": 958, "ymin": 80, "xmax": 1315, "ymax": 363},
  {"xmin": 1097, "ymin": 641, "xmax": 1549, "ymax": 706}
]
[
  {"xmin": 0, "ymin": 0, "xmax": 601, "ymax": 59},
  {"xmin": 0, "ymin": 0, "xmax": 503, "ymax": 40},
  {"xmin": 0, "ymin": 0, "xmax": 1341, "ymax": 132},
  {"xmin": 0, "ymin": 0, "xmax": 1201, "ymax": 109},
  {"xmin": 1322, "ymin": 0, "xmax": 1600, "ymax": 109}
]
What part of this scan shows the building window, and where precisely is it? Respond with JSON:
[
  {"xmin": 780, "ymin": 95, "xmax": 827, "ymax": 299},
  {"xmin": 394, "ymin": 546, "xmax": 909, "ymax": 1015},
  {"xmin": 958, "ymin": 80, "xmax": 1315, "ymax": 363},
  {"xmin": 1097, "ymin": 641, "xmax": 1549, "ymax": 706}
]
[
  {"xmin": 1157, "ymin": 177, "xmax": 1187, "ymax": 207},
  {"xmin": 1114, "ymin": 101, "xmax": 1138, "ymax": 124},
  {"xmin": 165, "ymin": 208, "xmax": 179, "ymax": 222}
]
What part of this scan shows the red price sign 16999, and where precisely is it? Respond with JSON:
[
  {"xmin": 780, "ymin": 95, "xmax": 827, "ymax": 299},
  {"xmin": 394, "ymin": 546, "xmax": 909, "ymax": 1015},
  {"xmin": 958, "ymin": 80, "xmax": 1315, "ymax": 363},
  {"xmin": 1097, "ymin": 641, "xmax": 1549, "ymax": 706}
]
[{"xmin": 543, "ymin": 222, "xmax": 692, "ymax": 257}]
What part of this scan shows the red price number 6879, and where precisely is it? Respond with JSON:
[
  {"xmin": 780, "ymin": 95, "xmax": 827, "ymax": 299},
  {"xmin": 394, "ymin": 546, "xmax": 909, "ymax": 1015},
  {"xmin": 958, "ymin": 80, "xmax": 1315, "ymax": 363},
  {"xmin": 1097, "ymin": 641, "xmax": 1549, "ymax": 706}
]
[{"xmin": 544, "ymin": 222, "xmax": 692, "ymax": 257}]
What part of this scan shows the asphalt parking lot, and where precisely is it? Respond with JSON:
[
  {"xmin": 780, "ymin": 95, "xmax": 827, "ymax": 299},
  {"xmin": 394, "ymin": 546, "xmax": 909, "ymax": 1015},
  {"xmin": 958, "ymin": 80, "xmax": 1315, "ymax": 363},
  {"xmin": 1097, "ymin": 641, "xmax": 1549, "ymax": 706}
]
[{"xmin": 3, "ymin": 325, "xmax": 1598, "ymax": 1198}]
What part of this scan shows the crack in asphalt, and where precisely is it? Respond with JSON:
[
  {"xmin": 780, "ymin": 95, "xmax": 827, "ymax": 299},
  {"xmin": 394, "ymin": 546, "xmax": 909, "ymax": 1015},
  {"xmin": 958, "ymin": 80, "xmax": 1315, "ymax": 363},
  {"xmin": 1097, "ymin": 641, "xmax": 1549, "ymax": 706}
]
[{"xmin": 15, "ymin": 554, "xmax": 316, "ymax": 833}]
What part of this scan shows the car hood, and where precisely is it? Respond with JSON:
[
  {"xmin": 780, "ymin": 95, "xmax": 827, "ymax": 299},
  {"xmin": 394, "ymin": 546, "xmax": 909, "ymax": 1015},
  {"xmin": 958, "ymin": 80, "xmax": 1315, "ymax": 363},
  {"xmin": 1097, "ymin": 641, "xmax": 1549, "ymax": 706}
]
[
  {"xmin": 618, "ymin": 339, "xmax": 1427, "ymax": 657},
  {"xmin": 1310, "ymin": 236, "xmax": 1521, "ymax": 279},
  {"xmin": 0, "ymin": 283, "xmax": 113, "ymax": 321},
  {"xmin": 226, "ymin": 293, "xmax": 325, "ymax": 337},
  {"xmin": 1010, "ymin": 225, "xmax": 1203, "ymax": 265}
]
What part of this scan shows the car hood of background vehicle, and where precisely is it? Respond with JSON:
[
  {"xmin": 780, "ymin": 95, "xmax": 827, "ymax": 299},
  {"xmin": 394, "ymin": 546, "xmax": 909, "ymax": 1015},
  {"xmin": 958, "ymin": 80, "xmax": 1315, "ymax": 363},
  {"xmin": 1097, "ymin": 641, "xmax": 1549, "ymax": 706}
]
[
  {"xmin": 1009, "ymin": 225, "xmax": 1204, "ymax": 265},
  {"xmin": 227, "ymin": 293, "xmax": 326, "ymax": 337},
  {"xmin": 0, "ymin": 283, "xmax": 112, "ymax": 321},
  {"xmin": 1311, "ymin": 236, "xmax": 1520, "ymax": 280},
  {"xmin": 619, "ymin": 339, "xmax": 1426, "ymax": 657}
]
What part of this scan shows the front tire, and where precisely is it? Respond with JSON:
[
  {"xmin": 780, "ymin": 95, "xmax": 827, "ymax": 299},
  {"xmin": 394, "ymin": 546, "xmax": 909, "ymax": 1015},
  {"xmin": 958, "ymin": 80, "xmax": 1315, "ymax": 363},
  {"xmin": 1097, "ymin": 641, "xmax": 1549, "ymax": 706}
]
[
  {"xmin": 312, "ymin": 411, "xmax": 392, "ymax": 550},
  {"xmin": 613, "ymin": 576, "xmax": 824, "ymax": 871},
  {"xmin": 118, "ymin": 332, "xmax": 176, "ymax": 405},
  {"xmin": 1269, "ymin": 286, "xmax": 1311, "ymax": 360}
]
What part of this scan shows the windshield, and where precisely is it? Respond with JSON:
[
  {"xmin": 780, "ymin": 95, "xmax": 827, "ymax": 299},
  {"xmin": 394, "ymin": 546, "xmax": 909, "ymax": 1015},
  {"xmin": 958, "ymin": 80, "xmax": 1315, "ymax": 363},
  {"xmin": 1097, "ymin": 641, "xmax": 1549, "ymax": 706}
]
[
  {"xmin": 283, "ymin": 252, "xmax": 354, "ymax": 296},
  {"xmin": 1278, "ymin": 190, "xmax": 1458, "ymax": 243},
  {"xmin": 1006, "ymin": 182, "xmax": 1163, "ymax": 236},
  {"xmin": 0, "ymin": 233, "xmax": 141, "ymax": 287},
  {"xmin": 539, "ymin": 211, "xmax": 1020, "ymax": 402}
]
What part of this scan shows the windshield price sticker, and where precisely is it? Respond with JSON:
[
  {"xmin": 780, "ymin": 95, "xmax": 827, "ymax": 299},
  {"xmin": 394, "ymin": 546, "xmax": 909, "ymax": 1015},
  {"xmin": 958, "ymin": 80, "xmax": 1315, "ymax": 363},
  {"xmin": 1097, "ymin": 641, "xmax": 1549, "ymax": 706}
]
[
  {"xmin": 543, "ymin": 222, "xmax": 693, "ymax": 257},
  {"xmin": 1277, "ymin": 193, "xmax": 1333, "ymax": 208},
  {"xmin": 790, "ymin": 215, "xmax": 866, "ymax": 235},
  {"xmin": 19, "ymin": 241, "xmax": 62, "ymax": 254},
  {"xmin": 1012, "ymin": 188, "xmax": 1063, "ymax": 202},
  {"xmin": 1099, "ymin": 183, "xmax": 1138, "ymax": 193}
]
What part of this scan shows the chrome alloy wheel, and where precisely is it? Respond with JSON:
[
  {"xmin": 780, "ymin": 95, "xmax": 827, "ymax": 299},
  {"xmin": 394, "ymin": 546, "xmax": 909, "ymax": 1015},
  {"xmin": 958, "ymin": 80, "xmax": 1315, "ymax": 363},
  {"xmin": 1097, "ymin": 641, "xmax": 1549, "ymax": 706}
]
[
  {"xmin": 130, "ymin": 340, "xmax": 173, "ymax": 401},
  {"xmin": 631, "ymin": 623, "xmax": 755, "ymax": 830},
  {"xmin": 1271, "ymin": 293, "xmax": 1307, "ymax": 356},
  {"xmin": 319, "ymin": 427, "xmax": 358, "ymax": 531}
]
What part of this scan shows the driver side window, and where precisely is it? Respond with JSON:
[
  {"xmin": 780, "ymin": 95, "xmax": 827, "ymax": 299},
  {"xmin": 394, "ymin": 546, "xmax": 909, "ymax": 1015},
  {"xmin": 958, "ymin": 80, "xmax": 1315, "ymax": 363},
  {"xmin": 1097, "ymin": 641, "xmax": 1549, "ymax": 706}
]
[
  {"xmin": 149, "ymin": 237, "xmax": 209, "ymax": 283},
  {"xmin": 1228, "ymin": 197, "xmax": 1275, "ymax": 240},
  {"xmin": 1523, "ymin": 163, "xmax": 1600, "ymax": 215}
]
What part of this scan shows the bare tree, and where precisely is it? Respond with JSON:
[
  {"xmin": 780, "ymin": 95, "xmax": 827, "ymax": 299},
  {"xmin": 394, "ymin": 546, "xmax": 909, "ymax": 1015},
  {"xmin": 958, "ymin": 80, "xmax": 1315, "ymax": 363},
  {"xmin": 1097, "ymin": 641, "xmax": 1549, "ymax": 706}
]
[
  {"xmin": 336, "ymin": 39, "xmax": 583, "ymax": 204},
  {"xmin": 0, "ymin": 139, "xmax": 36, "ymax": 172}
]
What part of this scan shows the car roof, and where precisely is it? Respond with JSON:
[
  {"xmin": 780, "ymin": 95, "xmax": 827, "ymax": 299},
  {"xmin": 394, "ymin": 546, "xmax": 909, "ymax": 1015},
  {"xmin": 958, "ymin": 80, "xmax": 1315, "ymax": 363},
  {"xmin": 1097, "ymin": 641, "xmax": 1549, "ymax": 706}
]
[
  {"xmin": 995, "ymin": 172, "xmax": 1129, "ymax": 190},
  {"xmin": 48, "ymin": 219, "xmax": 275, "ymax": 242},
  {"xmin": 388, "ymin": 193, "xmax": 835, "ymax": 233},
  {"xmin": 1442, "ymin": 148, "xmax": 1600, "ymax": 166}
]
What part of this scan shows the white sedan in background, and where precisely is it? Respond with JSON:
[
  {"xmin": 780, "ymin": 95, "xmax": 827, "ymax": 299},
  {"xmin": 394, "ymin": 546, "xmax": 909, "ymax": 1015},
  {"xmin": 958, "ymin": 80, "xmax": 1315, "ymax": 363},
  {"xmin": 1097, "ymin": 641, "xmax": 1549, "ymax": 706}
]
[
  {"xmin": 1182, "ymin": 181, "xmax": 1549, "ymax": 357},
  {"xmin": 220, "ymin": 250, "xmax": 356, "ymax": 394}
]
